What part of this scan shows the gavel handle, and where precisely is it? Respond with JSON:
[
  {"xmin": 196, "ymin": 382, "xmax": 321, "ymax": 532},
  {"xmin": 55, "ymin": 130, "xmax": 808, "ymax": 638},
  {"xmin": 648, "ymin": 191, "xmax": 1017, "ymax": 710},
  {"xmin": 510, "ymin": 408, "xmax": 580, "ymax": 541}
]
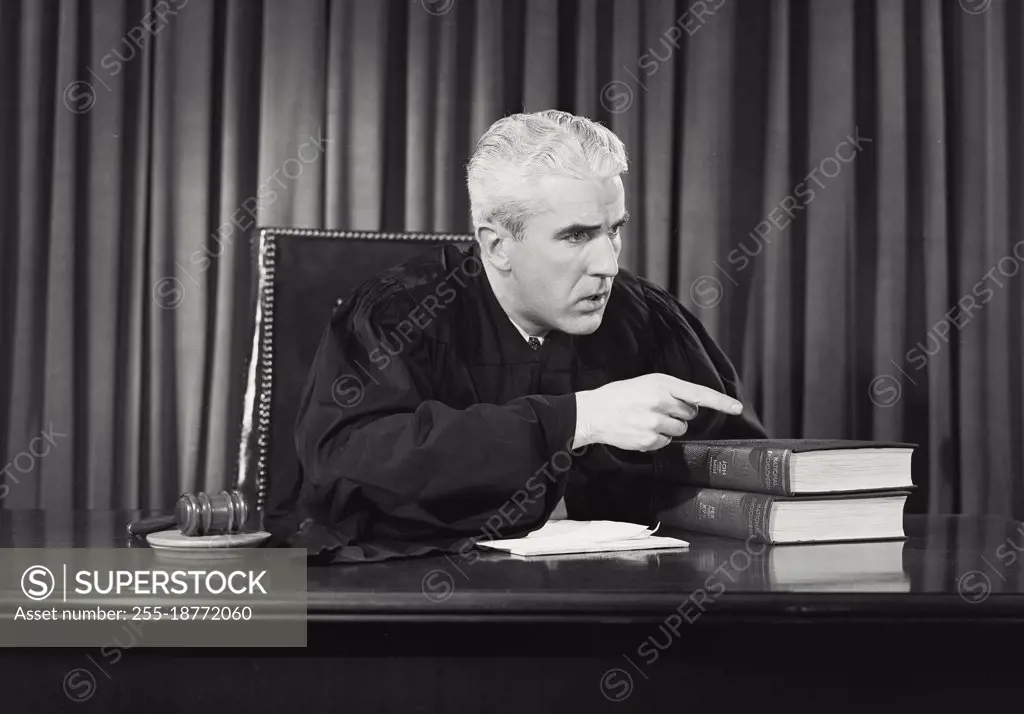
[{"xmin": 126, "ymin": 514, "xmax": 178, "ymax": 537}]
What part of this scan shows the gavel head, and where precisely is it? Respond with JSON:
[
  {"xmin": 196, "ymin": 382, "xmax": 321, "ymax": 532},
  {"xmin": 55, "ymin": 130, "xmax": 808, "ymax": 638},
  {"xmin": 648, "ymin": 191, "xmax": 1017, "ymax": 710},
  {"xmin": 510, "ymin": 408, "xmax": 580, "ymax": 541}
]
[{"xmin": 174, "ymin": 490, "xmax": 248, "ymax": 536}]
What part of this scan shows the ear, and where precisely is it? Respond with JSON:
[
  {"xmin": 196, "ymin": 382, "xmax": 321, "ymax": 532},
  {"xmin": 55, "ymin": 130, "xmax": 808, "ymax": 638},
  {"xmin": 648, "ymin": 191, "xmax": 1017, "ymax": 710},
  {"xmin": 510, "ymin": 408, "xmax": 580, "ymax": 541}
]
[{"xmin": 475, "ymin": 222, "xmax": 513, "ymax": 272}]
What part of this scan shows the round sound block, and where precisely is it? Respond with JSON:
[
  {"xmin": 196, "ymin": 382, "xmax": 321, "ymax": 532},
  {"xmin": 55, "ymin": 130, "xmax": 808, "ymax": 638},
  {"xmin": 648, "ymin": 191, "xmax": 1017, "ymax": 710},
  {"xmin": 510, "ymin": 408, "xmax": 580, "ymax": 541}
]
[{"xmin": 145, "ymin": 529, "xmax": 271, "ymax": 550}]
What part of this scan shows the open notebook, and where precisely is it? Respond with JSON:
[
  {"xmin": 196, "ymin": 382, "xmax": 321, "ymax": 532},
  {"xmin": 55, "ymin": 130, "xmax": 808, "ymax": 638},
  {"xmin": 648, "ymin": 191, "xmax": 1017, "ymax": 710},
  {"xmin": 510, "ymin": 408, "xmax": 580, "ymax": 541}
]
[{"xmin": 475, "ymin": 520, "xmax": 690, "ymax": 557}]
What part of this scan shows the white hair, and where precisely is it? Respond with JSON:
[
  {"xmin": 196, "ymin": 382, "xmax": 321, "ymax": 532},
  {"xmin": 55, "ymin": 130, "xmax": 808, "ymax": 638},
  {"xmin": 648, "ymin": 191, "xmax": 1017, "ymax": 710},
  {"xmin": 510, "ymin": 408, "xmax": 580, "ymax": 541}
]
[{"xmin": 466, "ymin": 110, "xmax": 629, "ymax": 240}]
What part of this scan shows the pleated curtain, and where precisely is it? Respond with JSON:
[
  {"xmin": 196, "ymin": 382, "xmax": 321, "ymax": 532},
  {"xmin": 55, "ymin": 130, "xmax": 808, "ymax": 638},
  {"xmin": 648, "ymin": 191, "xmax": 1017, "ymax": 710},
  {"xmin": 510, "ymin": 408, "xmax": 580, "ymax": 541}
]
[{"xmin": 0, "ymin": 0, "xmax": 1021, "ymax": 526}]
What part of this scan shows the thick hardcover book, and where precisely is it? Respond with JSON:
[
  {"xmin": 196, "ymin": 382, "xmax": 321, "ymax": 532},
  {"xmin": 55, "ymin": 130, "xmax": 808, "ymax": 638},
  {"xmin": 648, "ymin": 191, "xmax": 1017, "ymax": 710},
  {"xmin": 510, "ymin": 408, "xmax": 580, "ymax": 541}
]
[
  {"xmin": 653, "ymin": 438, "xmax": 916, "ymax": 495},
  {"xmin": 654, "ymin": 486, "xmax": 911, "ymax": 544}
]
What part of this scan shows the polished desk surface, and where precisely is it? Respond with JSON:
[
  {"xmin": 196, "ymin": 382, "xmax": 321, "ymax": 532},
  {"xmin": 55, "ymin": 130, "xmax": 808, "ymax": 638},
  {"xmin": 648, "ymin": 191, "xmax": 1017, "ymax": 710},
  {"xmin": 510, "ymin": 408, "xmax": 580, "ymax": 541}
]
[
  {"xmin": 3, "ymin": 510, "xmax": 1024, "ymax": 623},
  {"xmin": 8, "ymin": 511, "xmax": 1024, "ymax": 714}
]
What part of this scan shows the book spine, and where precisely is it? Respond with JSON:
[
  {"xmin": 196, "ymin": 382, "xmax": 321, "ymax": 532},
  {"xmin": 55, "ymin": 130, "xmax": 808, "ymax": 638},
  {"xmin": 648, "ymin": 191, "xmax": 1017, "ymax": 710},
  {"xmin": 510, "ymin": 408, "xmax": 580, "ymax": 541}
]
[
  {"xmin": 659, "ymin": 445, "xmax": 793, "ymax": 495},
  {"xmin": 656, "ymin": 488, "xmax": 775, "ymax": 542}
]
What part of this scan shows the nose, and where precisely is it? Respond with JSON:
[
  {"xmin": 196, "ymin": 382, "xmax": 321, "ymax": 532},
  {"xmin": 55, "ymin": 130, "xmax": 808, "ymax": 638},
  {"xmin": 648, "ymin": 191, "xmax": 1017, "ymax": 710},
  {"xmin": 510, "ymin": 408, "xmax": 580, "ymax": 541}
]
[{"xmin": 587, "ymin": 233, "xmax": 620, "ymax": 280}]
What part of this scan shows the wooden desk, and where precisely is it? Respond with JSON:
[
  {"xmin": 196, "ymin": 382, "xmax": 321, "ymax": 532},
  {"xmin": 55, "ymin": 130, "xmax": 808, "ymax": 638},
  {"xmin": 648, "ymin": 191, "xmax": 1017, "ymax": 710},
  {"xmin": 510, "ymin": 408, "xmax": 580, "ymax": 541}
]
[{"xmin": 2, "ymin": 510, "xmax": 1024, "ymax": 712}]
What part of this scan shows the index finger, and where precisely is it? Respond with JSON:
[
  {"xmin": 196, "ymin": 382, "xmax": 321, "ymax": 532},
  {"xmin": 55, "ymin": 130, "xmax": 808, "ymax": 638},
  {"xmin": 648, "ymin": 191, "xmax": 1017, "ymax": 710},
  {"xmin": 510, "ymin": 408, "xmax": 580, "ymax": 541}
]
[{"xmin": 657, "ymin": 375, "xmax": 744, "ymax": 415}]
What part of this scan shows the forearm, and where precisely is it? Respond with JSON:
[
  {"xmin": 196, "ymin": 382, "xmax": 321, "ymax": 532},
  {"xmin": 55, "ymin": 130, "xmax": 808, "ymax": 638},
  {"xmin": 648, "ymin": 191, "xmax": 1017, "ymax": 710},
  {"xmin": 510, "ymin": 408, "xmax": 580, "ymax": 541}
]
[{"xmin": 298, "ymin": 392, "xmax": 578, "ymax": 533}]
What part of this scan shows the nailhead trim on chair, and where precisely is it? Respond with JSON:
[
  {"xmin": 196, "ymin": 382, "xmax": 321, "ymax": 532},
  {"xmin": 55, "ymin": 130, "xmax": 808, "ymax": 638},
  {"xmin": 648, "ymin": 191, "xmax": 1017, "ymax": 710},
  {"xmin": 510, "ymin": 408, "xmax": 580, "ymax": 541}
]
[{"xmin": 254, "ymin": 228, "xmax": 473, "ymax": 242}]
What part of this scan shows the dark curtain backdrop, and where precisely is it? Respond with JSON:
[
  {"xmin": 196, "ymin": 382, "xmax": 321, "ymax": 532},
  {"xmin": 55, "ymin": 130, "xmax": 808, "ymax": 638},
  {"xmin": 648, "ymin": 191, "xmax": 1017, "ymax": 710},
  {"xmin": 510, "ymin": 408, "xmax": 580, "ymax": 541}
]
[{"xmin": 1, "ymin": 0, "xmax": 1021, "ymax": 523}]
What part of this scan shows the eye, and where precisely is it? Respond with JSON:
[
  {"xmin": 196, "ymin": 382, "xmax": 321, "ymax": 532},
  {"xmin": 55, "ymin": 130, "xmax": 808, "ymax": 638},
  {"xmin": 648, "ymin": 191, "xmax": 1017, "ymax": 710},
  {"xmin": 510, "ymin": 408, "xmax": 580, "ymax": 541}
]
[
  {"xmin": 609, "ymin": 225, "xmax": 621, "ymax": 237},
  {"xmin": 568, "ymin": 231, "xmax": 589, "ymax": 243}
]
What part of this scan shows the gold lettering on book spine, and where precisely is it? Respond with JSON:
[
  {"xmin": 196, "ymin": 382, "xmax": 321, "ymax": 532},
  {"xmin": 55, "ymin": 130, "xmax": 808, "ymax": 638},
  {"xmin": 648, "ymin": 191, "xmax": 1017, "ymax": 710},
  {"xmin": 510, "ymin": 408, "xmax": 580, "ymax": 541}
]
[{"xmin": 764, "ymin": 448, "xmax": 780, "ymax": 492}]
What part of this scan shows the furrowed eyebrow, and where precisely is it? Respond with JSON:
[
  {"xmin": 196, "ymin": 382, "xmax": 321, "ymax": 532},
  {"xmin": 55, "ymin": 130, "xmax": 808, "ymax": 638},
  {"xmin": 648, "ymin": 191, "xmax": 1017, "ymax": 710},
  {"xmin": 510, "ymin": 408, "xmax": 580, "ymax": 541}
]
[
  {"xmin": 553, "ymin": 211, "xmax": 630, "ymax": 239},
  {"xmin": 553, "ymin": 222, "xmax": 601, "ymax": 238}
]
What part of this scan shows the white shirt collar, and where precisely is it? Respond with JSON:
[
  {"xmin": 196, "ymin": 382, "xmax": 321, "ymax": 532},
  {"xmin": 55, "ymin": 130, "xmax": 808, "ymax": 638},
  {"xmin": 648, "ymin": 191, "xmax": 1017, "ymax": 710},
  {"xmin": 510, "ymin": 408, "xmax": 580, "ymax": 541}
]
[
  {"xmin": 507, "ymin": 317, "xmax": 545, "ymax": 345},
  {"xmin": 482, "ymin": 261, "xmax": 546, "ymax": 344}
]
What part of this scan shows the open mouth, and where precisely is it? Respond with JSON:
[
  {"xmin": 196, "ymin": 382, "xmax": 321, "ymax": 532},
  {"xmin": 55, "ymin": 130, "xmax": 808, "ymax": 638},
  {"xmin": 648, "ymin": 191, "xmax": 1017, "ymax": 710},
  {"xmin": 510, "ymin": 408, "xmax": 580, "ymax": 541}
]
[{"xmin": 582, "ymin": 292, "xmax": 608, "ymax": 307}]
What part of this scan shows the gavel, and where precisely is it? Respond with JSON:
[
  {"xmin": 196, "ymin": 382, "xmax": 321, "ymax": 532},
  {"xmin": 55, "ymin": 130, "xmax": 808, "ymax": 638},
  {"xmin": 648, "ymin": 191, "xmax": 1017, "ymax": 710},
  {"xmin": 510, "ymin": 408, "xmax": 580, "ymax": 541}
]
[{"xmin": 126, "ymin": 490, "xmax": 250, "ymax": 538}]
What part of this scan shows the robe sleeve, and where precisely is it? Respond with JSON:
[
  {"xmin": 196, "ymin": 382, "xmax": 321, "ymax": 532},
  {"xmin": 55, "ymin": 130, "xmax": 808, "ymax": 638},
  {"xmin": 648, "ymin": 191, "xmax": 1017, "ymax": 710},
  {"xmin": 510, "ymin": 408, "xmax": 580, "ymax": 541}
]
[
  {"xmin": 564, "ymin": 278, "xmax": 768, "ymax": 525},
  {"xmin": 271, "ymin": 277, "xmax": 577, "ymax": 563}
]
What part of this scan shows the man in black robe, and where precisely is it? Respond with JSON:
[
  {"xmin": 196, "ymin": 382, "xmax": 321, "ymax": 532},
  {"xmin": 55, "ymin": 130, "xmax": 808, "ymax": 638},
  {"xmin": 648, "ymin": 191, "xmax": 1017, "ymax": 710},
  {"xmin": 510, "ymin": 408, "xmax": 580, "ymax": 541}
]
[{"xmin": 272, "ymin": 110, "xmax": 766, "ymax": 563}]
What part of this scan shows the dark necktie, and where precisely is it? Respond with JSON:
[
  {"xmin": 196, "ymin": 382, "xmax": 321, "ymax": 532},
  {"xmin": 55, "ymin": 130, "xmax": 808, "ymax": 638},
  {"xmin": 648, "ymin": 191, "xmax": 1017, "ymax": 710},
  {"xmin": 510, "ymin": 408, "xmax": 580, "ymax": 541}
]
[{"xmin": 528, "ymin": 337, "xmax": 541, "ymax": 351}]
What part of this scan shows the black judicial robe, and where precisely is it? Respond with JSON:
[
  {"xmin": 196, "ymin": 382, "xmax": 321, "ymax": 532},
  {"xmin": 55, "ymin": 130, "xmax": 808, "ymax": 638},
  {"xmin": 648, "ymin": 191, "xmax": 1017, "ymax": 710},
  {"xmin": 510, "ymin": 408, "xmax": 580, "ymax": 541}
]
[{"xmin": 267, "ymin": 241, "xmax": 766, "ymax": 563}]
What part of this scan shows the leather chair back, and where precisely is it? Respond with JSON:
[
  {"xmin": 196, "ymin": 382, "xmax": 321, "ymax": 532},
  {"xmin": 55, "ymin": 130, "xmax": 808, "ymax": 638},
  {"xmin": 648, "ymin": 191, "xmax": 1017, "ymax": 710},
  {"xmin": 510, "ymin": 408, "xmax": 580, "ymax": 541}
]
[{"xmin": 236, "ymin": 228, "xmax": 473, "ymax": 527}]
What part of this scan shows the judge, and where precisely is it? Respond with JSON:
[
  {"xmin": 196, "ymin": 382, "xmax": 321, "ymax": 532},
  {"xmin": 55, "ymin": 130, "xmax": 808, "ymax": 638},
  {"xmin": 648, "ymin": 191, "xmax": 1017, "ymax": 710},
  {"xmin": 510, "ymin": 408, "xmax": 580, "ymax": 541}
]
[{"xmin": 271, "ymin": 110, "xmax": 766, "ymax": 563}]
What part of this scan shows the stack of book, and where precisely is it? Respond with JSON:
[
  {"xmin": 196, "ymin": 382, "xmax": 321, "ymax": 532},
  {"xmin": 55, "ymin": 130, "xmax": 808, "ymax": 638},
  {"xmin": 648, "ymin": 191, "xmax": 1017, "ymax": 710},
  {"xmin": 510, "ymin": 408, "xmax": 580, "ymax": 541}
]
[{"xmin": 652, "ymin": 439, "xmax": 916, "ymax": 545}]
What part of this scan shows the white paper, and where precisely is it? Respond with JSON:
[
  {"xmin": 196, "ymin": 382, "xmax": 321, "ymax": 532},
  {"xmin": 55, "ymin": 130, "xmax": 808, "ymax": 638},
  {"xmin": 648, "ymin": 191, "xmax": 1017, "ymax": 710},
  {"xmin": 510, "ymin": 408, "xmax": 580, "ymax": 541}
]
[{"xmin": 475, "ymin": 520, "xmax": 689, "ymax": 556}]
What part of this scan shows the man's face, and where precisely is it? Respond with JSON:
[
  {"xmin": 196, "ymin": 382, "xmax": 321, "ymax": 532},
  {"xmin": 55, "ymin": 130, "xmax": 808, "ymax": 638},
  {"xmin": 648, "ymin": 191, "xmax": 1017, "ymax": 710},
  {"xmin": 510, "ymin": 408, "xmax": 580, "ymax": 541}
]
[{"xmin": 504, "ymin": 173, "xmax": 626, "ymax": 335}]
